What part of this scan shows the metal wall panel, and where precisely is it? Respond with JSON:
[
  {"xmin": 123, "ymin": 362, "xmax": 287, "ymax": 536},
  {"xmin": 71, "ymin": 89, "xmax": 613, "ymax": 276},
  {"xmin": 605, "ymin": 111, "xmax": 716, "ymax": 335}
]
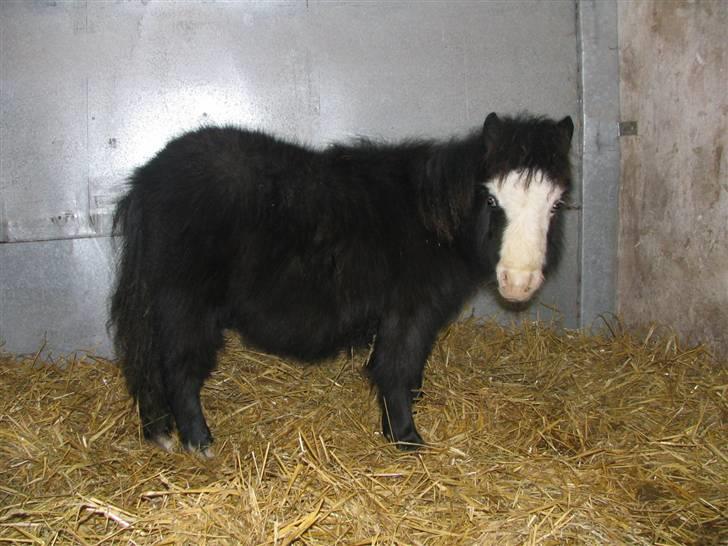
[
  {"xmin": 578, "ymin": 0, "xmax": 620, "ymax": 329},
  {"xmin": 1, "ymin": 0, "xmax": 588, "ymax": 356},
  {"xmin": 0, "ymin": 237, "xmax": 115, "ymax": 355}
]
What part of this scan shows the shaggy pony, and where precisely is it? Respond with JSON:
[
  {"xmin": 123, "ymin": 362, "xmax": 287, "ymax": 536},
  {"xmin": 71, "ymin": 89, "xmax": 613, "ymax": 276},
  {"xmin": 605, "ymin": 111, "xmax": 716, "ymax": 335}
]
[{"xmin": 110, "ymin": 113, "xmax": 574, "ymax": 453}]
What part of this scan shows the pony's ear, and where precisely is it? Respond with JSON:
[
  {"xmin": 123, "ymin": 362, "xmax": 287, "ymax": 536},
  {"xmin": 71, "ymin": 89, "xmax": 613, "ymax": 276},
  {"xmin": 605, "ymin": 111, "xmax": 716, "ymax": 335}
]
[
  {"xmin": 482, "ymin": 112, "xmax": 501, "ymax": 151},
  {"xmin": 557, "ymin": 116, "xmax": 574, "ymax": 145}
]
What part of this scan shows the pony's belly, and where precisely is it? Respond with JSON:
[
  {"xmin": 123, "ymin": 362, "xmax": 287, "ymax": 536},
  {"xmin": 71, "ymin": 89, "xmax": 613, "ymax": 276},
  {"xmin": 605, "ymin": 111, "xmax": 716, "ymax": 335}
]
[{"xmin": 230, "ymin": 293, "xmax": 378, "ymax": 361}]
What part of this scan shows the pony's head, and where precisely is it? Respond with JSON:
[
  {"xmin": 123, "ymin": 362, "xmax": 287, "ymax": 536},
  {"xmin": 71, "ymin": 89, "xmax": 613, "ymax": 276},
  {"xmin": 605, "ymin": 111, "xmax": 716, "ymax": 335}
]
[{"xmin": 480, "ymin": 113, "xmax": 574, "ymax": 302}]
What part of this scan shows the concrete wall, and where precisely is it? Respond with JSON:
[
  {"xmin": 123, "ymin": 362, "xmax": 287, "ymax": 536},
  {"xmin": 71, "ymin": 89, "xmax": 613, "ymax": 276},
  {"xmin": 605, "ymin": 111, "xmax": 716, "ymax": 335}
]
[{"xmin": 617, "ymin": 0, "xmax": 728, "ymax": 358}]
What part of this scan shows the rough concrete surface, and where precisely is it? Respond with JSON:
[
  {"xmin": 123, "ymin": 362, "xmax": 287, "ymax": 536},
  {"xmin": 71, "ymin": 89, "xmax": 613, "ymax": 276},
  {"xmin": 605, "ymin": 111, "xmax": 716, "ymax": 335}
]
[{"xmin": 618, "ymin": 0, "xmax": 727, "ymax": 358}]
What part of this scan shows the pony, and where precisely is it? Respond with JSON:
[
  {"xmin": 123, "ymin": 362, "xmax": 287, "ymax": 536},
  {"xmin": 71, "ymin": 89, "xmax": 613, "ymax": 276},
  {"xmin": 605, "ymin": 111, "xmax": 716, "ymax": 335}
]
[{"xmin": 110, "ymin": 112, "xmax": 574, "ymax": 454}]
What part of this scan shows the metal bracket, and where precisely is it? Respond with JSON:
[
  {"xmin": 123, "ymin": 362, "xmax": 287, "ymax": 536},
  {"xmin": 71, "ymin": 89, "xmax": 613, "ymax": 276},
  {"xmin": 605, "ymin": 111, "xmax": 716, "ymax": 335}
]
[{"xmin": 618, "ymin": 121, "xmax": 638, "ymax": 136}]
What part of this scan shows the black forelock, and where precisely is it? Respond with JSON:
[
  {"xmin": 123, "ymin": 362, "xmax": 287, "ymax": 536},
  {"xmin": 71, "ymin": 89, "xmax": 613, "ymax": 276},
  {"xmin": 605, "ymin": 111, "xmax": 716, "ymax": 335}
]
[{"xmin": 483, "ymin": 114, "xmax": 573, "ymax": 189}]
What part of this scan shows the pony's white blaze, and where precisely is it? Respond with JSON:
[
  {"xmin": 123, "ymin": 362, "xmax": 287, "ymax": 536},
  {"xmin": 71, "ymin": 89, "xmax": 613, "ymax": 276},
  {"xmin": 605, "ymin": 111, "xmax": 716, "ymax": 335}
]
[{"xmin": 486, "ymin": 170, "xmax": 563, "ymax": 302}]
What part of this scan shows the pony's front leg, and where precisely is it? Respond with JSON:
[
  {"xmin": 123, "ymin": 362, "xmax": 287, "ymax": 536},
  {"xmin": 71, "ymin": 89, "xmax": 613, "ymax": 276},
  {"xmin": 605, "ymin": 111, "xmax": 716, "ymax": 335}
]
[
  {"xmin": 379, "ymin": 383, "xmax": 424, "ymax": 449},
  {"xmin": 368, "ymin": 312, "xmax": 440, "ymax": 450}
]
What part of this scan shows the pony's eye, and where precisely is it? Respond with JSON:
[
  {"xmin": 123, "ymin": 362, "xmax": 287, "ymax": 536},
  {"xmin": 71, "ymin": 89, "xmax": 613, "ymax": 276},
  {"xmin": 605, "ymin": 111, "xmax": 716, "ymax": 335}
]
[
  {"xmin": 487, "ymin": 195, "xmax": 499, "ymax": 208},
  {"xmin": 552, "ymin": 200, "xmax": 564, "ymax": 211}
]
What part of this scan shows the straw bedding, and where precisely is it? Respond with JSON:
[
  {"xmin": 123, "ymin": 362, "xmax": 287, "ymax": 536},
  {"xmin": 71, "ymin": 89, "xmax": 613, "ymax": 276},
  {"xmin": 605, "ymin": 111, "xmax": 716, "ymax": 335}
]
[{"xmin": 1, "ymin": 319, "xmax": 726, "ymax": 545}]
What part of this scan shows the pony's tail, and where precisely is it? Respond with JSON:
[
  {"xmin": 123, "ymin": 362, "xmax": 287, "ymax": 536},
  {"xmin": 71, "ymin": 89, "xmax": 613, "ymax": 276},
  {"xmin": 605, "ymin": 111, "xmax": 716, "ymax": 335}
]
[{"xmin": 108, "ymin": 190, "xmax": 162, "ymax": 408}]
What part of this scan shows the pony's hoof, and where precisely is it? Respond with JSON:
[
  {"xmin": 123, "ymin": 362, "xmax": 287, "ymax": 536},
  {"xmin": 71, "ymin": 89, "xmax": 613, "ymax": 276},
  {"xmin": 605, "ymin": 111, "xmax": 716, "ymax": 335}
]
[
  {"xmin": 384, "ymin": 425, "xmax": 425, "ymax": 451},
  {"xmin": 394, "ymin": 434, "xmax": 425, "ymax": 451},
  {"xmin": 150, "ymin": 434, "xmax": 176, "ymax": 453},
  {"xmin": 185, "ymin": 442, "xmax": 215, "ymax": 459}
]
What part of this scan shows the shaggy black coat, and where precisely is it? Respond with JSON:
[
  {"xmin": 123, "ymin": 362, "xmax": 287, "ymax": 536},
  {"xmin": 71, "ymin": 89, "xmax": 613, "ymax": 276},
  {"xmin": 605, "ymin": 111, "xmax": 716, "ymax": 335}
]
[{"xmin": 110, "ymin": 113, "xmax": 574, "ymax": 451}]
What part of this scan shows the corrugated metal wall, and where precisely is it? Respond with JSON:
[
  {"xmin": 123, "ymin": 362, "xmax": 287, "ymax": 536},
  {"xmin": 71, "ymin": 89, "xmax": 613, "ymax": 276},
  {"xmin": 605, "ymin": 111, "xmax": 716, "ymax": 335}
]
[{"xmin": 0, "ymin": 0, "xmax": 619, "ymax": 356}]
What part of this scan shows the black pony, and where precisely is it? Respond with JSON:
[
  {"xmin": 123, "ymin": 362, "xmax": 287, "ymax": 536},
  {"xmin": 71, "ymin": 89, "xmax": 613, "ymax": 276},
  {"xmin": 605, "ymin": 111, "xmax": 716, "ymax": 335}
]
[{"xmin": 110, "ymin": 113, "xmax": 573, "ymax": 453}]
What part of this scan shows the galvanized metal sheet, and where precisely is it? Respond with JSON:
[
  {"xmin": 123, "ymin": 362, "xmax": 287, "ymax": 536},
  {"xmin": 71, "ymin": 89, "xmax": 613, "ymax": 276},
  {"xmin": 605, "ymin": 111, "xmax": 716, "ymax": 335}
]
[
  {"xmin": 0, "ymin": 237, "xmax": 115, "ymax": 355},
  {"xmin": 1, "ymin": 0, "xmax": 583, "ymax": 355},
  {"xmin": 578, "ymin": 0, "xmax": 620, "ymax": 327}
]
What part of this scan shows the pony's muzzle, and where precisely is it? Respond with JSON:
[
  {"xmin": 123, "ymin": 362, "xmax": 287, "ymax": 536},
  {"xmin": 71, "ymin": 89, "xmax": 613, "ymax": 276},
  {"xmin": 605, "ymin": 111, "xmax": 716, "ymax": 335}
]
[{"xmin": 497, "ymin": 267, "xmax": 544, "ymax": 302}]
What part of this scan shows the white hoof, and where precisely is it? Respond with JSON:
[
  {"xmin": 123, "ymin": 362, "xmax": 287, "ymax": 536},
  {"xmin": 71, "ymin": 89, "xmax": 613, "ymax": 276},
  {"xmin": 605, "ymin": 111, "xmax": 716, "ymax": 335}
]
[{"xmin": 151, "ymin": 434, "xmax": 176, "ymax": 453}]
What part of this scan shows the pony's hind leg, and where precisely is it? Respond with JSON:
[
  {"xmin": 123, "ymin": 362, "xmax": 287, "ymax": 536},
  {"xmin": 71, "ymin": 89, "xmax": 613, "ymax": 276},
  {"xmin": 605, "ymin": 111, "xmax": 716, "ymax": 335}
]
[
  {"xmin": 138, "ymin": 378, "xmax": 175, "ymax": 451},
  {"xmin": 161, "ymin": 347, "xmax": 218, "ymax": 455},
  {"xmin": 121, "ymin": 350, "xmax": 175, "ymax": 451},
  {"xmin": 159, "ymin": 306, "xmax": 222, "ymax": 456}
]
